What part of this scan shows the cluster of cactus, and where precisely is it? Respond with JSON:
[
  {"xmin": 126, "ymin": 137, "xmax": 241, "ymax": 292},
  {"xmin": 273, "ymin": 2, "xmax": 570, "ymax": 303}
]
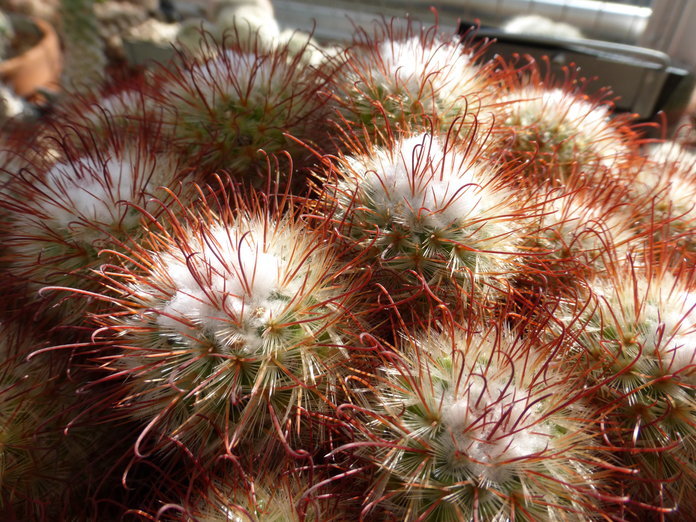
[{"xmin": 0, "ymin": 15, "xmax": 695, "ymax": 521}]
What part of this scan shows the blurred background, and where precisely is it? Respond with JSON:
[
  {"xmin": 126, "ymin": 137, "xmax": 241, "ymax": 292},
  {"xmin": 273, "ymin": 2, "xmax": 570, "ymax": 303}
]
[{"xmin": 0, "ymin": 0, "xmax": 693, "ymax": 133}]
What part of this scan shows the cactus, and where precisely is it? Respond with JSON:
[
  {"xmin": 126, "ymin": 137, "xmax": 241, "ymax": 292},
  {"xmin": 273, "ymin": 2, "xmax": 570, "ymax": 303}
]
[
  {"xmin": 84, "ymin": 190, "xmax": 364, "ymax": 455},
  {"xmin": 59, "ymin": 0, "xmax": 107, "ymax": 94},
  {"xmin": 629, "ymin": 141, "xmax": 696, "ymax": 258},
  {"xmin": 498, "ymin": 84, "xmax": 634, "ymax": 184},
  {"xmin": 339, "ymin": 319, "xmax": 622, "ymax": 520},
  {"xmin": 149, "ymin": 40, "xmax": 335, "ymax": 189},
  {"xmin": 320, "ymin": 130, "xmax": 534, "ymax": 302},
  {"xmin": 0, "ymin": 10, "xmax": 14, "ymax": 60},
  {"xmin": 1, "ymin": 124, "xmax": 185, "ymax": 318},
  {"xmin": 572, "ymin": 258, "xmax": 696, "ymax": 512},
  {"xmin": 332, "ymin": 24, "xmax": 497, "ymax": 141}
]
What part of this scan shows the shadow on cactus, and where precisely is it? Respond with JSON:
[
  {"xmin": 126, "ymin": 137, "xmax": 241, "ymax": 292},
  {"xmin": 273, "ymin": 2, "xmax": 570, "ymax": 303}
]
[{"xmin": 149, "ymin": 32, "xmax": 338, "ymax": 190}]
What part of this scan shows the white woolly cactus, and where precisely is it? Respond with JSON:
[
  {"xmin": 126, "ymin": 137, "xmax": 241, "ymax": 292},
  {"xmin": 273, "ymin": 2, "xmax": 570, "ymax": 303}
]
[
  {"xmin": 576, "ymin": 260, "xmax": 696, "ymax": 509},
  {"xmin": 2, "ymin": 133, "xmax": 183, "ymax": 305},
  {"xmin": 342, "ymin": 322, "xmax": 616, "ymax": 520},
  {"xmin": 325, "ymin": 131, "xmax": 530, "ymax": 295},
  {"xmin": 334, "ymin": 25, "xmax": 496, "ymax": 137},
  {"xmin": 499, "ymin": 86, "xmax": 631, "ymax": 182},
  {"xmin": 93, "ymin": 199, "xmax": 361, "ymax": 454}
]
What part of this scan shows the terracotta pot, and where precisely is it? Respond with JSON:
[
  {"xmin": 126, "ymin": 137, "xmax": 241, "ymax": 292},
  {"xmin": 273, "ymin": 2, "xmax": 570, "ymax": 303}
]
[{"xmin": 0, "ymin": 15, "xmax": 62, "ymax": 98}]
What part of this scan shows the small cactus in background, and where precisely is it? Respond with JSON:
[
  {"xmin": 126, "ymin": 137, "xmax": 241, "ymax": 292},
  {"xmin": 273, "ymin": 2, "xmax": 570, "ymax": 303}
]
[
  {"xmin": 59, "ymin": 0, "xmax": 107, "ymax": 94},
  {"xmin": 0, "ymin": 124, "xmax": 185, "ymax": 317},
  {"xmin": 497, "ymin": 82, "xmax": 634, "ymax": 185},
  {"xmin": 523, "ymin": 176, "xmax": 638, "ymax": 296},
  {"xmin": 0, "ymin": 10, "xmax": 14, "ymax": 60},
  {"xmin": 629, "ymin": 141, "xmax": 696, "ymax": 258},
  {"xmin": 149, "ymin": 39, "xmax": 336, "ymax": 188},
  {"xmin": 51, "ymin": 84, "xmax": 158, "ymax": 144}
]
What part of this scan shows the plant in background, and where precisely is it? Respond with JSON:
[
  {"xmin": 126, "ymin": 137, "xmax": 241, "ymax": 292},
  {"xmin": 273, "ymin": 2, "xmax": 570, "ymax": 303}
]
[
  {"xmin": 149, "ymin": 37, "xmax": 337, "ymax": 189},
  {"xmin": 59, "ymin": 0, "xmax": 106, "ymax": 94},
  {"xmin": 0, "ymin": 123, "xmax": 185, "ymax": 317},
  {"xmin": 521, "ymin": 176, "xmax": 639, "ymax": 298},
  {"xmin": 497, "ymin": 78, "xmax": 635, "ymax": 185},
  {"xmin": 50, "ymin": 83, "xmax": 160, "ymax": 146},
  {"xmin": 628, "ymin": 141, "xmax": 696, "ymax": 258}
]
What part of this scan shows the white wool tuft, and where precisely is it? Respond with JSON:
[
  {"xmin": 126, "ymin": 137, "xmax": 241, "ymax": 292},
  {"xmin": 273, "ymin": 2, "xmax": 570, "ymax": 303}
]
[
  {"xmin": 153, "ymin": 222, "xmax": 309, "ymax": 354},
  {"xmin": 347, "ymin": 133, "xmax": 496, "ymax": 230},
  {"xmin": 441, "ymin": 378, "xmax": 549, "ymax": 481},
  {"xmin": 363, "ymin": 37, "xmax": 484, "ymax": 109}
]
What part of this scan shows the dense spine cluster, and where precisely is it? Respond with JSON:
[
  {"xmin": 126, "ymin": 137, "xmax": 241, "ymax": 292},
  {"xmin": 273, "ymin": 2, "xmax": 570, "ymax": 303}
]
[{"xmin": 0, "ymin": 15, "xmax": 693, "ymax": 521}]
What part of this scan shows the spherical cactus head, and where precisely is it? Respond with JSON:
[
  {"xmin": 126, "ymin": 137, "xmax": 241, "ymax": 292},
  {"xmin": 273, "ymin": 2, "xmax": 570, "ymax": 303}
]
[
  {"xmin": 92, "ymin": 186, "xmax": 364, "ymax": 458},
  {"xmin": 318, "ymin": 127, "xmax": 535, "ymax": 313},
  {"xmin": 331, "ymin": 19, "xmax": 500, "ymax": 143},
  {"xmin": 629, "ymin": 141, "xmax": 696, "ymax": 259},
  {"xmin": 496, "ymin": 66, "xmax": 636, "ymax": 186},
  {"xmin": 576, "ymin": 255, "xmax": 696, "ymax": 512},
  {"xmin": 340, "ymin": 316, "xmax": 621, "ymax": 520},
  {"xmin": 1, "ymin": 122, "xmax": 188, "ymax": 319}
]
